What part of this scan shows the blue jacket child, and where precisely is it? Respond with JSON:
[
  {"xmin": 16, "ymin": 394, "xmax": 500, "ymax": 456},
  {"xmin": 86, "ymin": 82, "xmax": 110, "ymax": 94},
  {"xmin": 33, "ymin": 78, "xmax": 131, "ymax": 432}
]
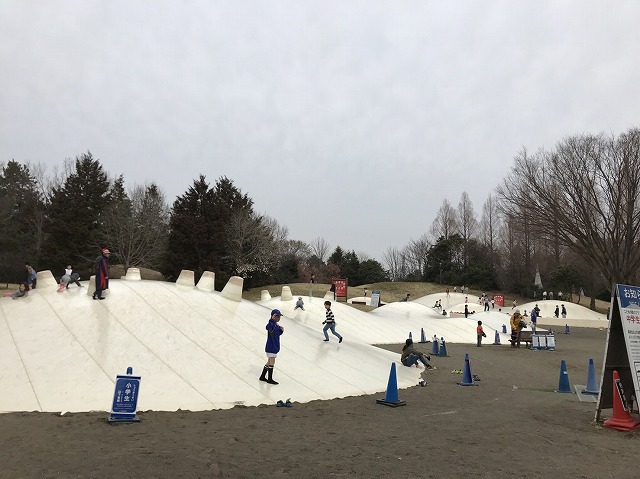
[{"xmin": 260, "ymin": 309, "xmax": 284, "ymax": 384}]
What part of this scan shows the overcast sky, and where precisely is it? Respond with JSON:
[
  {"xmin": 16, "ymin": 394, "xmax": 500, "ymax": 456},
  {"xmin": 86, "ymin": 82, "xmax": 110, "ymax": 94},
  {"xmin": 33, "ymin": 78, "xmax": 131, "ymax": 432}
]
[{"xmin": 2, "ymin": 1, "xmax": 640, "ymax": 261}]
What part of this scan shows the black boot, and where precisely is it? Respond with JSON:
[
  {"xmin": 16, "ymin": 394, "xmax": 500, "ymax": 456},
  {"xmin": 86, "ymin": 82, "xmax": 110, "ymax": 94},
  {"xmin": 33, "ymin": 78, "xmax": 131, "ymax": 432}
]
[
  {"xmin": 259, "ymin": 366, "xmax": 269, "ymax": 382},
  {"xmin": 266, "ymin": 366, "xmax": 279, "ymax": 385}
]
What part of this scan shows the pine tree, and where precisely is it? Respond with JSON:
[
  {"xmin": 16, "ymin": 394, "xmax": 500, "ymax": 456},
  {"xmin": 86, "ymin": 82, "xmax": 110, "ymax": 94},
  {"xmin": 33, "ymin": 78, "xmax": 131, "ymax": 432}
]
[
  {"xmin": 0, "ymin": 160, "xmax": 44, "ymax": 280},
  {"xmin": 44, "ymin": 152, "xmax": 112, "ymax": 275},
  {"xmin": 163, "ymin": 175, "xmax": 254, "ymax": 286}
]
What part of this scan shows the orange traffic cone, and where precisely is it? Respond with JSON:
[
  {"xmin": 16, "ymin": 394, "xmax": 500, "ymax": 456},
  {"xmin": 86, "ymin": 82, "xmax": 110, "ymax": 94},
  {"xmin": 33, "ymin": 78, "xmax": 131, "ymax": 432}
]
[{"xmin": 603, "ymin": 370, "xmax": 640, "ymax": 431}]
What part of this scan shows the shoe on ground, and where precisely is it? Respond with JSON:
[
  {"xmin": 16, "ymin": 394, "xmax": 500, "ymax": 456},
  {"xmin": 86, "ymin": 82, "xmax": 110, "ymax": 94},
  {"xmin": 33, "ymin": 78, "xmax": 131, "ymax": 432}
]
[
  {"xmin": 323, "ymin": 339, "xmax": 329, "ymax": 342},
  {"xmin": 259, "ymin": 377, "xmax": 268, "ymax": 382},
  {"xmin": 339, "ymin": 337, "xmax": 343, "ymax": 343},
  {"xmin": 267, "ymin": 379, "xmax": 279, "ymax": 385},
  {"xmin": 426, "ymin": 365, "xmax": 435, "ymax": 370}
]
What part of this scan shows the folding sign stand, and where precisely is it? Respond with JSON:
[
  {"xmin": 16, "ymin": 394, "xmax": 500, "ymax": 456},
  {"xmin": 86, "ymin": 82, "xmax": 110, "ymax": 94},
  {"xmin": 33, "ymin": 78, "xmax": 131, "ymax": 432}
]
[
  {"xmin": 108, "ymin": 367, "xmax": 142, "ymax": 424},
  {"xmin": 594, "ymin": 284, "xmax": 640, "ymax": 427}
]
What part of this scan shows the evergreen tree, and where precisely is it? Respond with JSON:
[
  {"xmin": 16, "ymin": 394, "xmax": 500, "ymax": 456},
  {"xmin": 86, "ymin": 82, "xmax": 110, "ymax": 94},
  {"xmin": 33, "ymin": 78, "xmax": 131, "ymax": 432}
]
[
  {"xmin": 356, "ymin": 259, "xmax": 388, "ymax": 284},
  {"xmin": 0, "ymin": 160, "xmax": 44, "ymax": 280},
  {"xmin": 328, "ymin": 246, "xmax": 345, "ymax": 268},
  {"xmin": 44, "ymin": 152, "xmax": 112, "ymax": 274},
  {"xmin": 163, "ymin": 175, "xmax": 253, "ymax": 287}
]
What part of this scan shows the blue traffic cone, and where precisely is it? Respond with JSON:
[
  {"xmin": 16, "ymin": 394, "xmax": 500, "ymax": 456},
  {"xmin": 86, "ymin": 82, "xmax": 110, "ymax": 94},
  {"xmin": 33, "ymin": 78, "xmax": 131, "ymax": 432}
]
[
  {"xmin": 431, "ymin": 336, "xmax": 439, "ymax": 355},
  {"xmin": 419, "ymin": 328, "xmax": 427, "ymax": 343},
  {"xmin": 556, "ymin": 359, "xmax": 572, "ymax": 393},
  {"xmin": 439, "ymin": 338, "xmax": 448, "ymax": 357},
  {"xmin": 564, "ymin": 324, "xmax": 570, "ymax": 334},
  {"xmin": 493, "ymin": 330, "xmax": 501, "ymax": 345},
  {"xmin": 502, "ymin": 324, "xmax": 507, "ymax": 334},
  {"xmin": 376, "ymin": 363, "xmax": 406, "ymax": 407},
  {"xmin": 408, "ymin": 331, "xmax": 412, "ymax": 340},
  {"xmin": 582, "ymin": 358, "xmax": 599, "ymax": 395},
  {"xmin": 457, "ymin": 353, "xmax": 476, "ymax": 386}
]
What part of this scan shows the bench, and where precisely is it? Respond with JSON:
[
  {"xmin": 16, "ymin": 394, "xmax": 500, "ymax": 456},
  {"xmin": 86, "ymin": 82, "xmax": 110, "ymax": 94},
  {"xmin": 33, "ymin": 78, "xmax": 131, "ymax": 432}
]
[{"xmin": 509, "ymin": 330, "xmax": 533, "ymax": 347}]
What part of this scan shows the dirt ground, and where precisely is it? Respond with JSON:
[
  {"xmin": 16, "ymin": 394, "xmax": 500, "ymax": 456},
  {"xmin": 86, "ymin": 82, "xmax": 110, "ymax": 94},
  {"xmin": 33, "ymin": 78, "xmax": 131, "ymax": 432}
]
[{"xmin": 1, "ymin": 325, "xmax": 638, "ymax": 479}]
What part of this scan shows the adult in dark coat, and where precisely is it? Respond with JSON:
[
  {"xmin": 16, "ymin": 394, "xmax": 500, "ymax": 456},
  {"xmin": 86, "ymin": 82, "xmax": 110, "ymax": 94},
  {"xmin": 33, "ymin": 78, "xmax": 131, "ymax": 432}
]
[{"xmin": 92, "ymin": 248, "xmax": 110, "ymax": 300}]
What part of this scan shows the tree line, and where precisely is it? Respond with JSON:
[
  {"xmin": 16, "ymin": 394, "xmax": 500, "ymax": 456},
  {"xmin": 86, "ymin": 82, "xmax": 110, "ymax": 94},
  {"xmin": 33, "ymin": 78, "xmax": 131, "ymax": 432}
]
[
  {"xmin": 384, "ymin": 128, "xmax": 640, "ymax": 309},
  {"xmin": 3, "ymin": 127, "xmax": 639, "ymax": 303},
  {"xmin": 0, "ymin": 151, "xmax": 386, "ymax": 289}
]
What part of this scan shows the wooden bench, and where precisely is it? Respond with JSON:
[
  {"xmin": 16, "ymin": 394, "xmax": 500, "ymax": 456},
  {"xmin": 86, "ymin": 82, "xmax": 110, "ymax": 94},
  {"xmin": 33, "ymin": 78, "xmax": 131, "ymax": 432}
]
[{"xmin": 509, "ymin": 330, "xmax": 533, "ymax": 347}]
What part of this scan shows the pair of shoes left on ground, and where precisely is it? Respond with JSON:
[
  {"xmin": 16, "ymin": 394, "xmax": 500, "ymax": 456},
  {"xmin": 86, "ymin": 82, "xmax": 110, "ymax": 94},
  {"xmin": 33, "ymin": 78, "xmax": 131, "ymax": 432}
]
[{"xmin": 276, "ymin": 399, "xmax": 292, "ymax": 407}]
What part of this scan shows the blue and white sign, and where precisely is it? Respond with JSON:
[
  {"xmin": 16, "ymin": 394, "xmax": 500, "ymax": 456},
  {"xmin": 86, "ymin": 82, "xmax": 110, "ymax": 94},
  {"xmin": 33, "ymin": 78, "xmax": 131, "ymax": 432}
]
[
  {"xmin": 109, "ymin": 370, "xmax": 141, "ymax": 422},
  {"xmin": 615, "ymin": 285, "xmax": 640, "ymax": 396},
  {"xmin": 370, "ymin": 290, "xmax": 381, "ymax": 308}
]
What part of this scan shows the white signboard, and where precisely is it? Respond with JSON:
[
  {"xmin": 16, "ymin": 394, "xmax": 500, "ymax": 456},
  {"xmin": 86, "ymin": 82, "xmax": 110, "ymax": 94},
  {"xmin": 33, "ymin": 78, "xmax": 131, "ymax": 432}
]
[
  {"xmin": 370, "ymin": 290, "xmax": 381, "ymax": 308},
  {"xmin": 595, "ymin": 284, "xmax": 640, "ymax": 420},
  {"xmin": 614, "ymin": 285, "xmax": 640, "ymax": 393}
]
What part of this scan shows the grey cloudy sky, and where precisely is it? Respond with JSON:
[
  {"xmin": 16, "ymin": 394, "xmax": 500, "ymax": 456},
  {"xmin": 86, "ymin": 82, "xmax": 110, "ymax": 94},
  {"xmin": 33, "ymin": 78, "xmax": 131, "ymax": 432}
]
[{"xmin": 2, "ymin": 1, "xmax": 640, "ymax": 261}]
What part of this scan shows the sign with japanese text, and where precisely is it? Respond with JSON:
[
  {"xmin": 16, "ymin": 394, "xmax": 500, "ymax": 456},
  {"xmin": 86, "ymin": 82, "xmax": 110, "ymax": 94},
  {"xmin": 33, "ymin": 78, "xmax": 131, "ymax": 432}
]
[
  {"xmin": 109, "ymin": 373, "xmax": 141, "ymax": 422},
  {"xmin": 332, "ymin": 279, "xmax": 347, "ymax": 298},
  {"xmin": 614, "ymin": 284, "xmax": 640, "ymax": 393},
  {"xmin": 493, "ymin": 294, "xmax": 504, "ymax": 307},
  {"xmin": 595, "ymin": 284, "xmax": 640, "ymax": 421}
]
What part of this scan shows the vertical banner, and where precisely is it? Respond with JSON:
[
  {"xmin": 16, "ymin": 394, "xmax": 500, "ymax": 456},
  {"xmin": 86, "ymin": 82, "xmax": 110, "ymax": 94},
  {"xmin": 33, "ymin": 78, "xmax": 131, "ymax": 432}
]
[
  {"xmin": 614, "ymin": 285, "xmax": 640, "ymax": 394},
  {"xmin": 109, "ymin": 371, "xmax": 142, "ymax": 423},
  {"xmin": 595, "ymin": 284, "xmax": 640, "ymax": 421},
  {"xmin": 493, "ymin": 294, "xmax": 504, "ymax": 307},
  {"xmin": 370, "ymin": 290, "xmax": 381, "ymax": 308},
  {"xmin": 332, "ymin": 279, "xmax": 348, "ymax": 301}
]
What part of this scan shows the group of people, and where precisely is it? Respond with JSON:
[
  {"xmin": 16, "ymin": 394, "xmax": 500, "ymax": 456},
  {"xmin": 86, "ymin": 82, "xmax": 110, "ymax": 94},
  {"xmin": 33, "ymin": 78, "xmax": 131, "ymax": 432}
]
[
  {"xmin": 7, "ymin": 247, "xmax": 111, "ymax": 301},
  {"xmin": 56, "ymin": 265, "xmax": 82, "ymax": 292},
  {"xmin": 533, "ymin": 288, "xmax": 568, "ymax": 301},
  {"xmin": 260, "ymin": 300, "xmax": 344, "ymax": 385},
  {"xmin": 554, "ymin": 304, "xmax": 568, "ymax": 318},
  {"xmin": 479, "ymin": 292, "xmax": 494, "ymax": 311},
  {"xmin": 5, "ymin": 262, "xmax": 37, "ymax": 299},
  {"xmin": 453, "ymin": 285, "xmax": 470, "ymax": 294}
]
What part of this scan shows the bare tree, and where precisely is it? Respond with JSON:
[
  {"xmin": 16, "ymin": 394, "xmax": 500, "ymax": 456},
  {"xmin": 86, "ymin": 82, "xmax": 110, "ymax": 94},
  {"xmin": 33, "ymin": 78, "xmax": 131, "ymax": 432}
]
[
  {"xmin": 280, "ymin": 239, "xmax": 311, "ymax": 262},
  {"xmin": 480, "ymin": 193, "xmax": 500, "ymax": 255},
  {"xmin": 403, "ymin": 234, "xmax": 431, "ymax": 276},
  {"xmin": 225, "ymin": 210, "xmax": 277, "ymax": 276},
  {"xmin": 457, "ymin": 192, "xmax": 478, "ymax": 268},
  {"xmin": 497, "ymin": 129, "xmax": 640, "ymax": 287},
  {"xmin": 309, "ymin": 237, "xmax": 331, "ymax": 262},
  {"xmin": 102, "ymin": 183, "xmax": 170, "ymax": 270},
  {"xmin": 429, "ymin": 199, "xmax": 459, "ymax": 241},
  {"xmin": 383, "ymin": 246, "xmax": 406, "ymax": 282}
]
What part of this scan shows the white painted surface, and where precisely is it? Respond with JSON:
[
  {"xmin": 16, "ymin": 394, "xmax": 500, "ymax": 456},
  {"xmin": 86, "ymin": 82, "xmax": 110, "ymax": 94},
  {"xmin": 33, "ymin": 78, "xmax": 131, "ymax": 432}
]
[
  {"xmin": 0, "ymin": 279, "xmax": 420, "ymax": 413},
  {"xmin": 1, "ymin": 282, "xmax": 606, "ymax": 414}
]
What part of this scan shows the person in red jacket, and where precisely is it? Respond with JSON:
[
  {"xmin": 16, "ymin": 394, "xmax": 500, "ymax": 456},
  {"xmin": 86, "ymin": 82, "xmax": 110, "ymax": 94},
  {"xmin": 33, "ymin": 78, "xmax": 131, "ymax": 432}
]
[
  {"xmin": 477, "ymin": 320, "xmax": 486, "ymax": 347},
  {"xmin": 92, "ymin": 248, "xmax": 110, "ymax": 300}
]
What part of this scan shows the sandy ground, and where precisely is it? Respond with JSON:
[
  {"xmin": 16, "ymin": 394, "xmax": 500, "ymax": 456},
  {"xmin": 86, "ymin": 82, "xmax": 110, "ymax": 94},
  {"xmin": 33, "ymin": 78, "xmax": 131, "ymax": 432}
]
[{"xmin": 1, "ymin": 326, "xmax": 638, "ymax": 479}]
